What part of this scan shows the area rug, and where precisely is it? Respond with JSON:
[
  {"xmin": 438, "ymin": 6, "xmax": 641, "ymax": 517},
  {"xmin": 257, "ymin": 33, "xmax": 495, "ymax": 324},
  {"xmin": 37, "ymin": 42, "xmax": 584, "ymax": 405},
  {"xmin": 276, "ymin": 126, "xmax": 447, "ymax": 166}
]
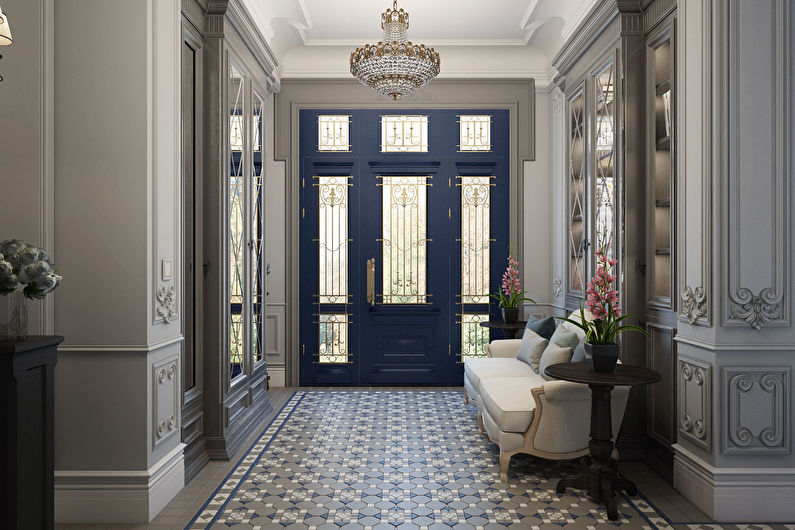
[{"xmin": 185, "ymin": 390, "xmax": 679, "ymax": 529}]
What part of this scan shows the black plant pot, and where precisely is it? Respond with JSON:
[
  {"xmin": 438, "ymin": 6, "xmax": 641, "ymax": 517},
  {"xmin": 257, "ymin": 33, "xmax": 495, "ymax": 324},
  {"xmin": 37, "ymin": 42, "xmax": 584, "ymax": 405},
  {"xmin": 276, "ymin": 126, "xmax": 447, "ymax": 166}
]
[
  {"xmin": 584, "ymin": 342, "xmax": 620, "ymax": 373},
  {"xmin": 501, "ymin": 307, "xmax": 519, "ymax": 324}
]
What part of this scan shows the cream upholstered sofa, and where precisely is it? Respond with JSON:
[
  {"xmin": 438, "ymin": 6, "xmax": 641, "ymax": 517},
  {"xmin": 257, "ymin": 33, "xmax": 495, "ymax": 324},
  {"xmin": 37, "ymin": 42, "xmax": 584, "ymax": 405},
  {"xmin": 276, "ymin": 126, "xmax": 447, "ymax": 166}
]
[{"xmin": 464, "ymin": 316, "xmax": 630, "ymax": 482}]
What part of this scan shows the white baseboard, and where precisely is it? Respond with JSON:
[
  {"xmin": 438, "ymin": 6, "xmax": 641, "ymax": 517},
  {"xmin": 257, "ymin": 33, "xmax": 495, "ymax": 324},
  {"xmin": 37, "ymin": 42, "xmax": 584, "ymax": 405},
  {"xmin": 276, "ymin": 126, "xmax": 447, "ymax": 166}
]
[
  {"xmin": 55, "ymin": 443, "xmax": 186, "ymax": 523},
  {"xmin": 673, "ymin": 444, "xmax": 795, "ymax": 522},
  {"xmin": 269, "ymin": 366, "xmax": 286, "ymax": 387}
]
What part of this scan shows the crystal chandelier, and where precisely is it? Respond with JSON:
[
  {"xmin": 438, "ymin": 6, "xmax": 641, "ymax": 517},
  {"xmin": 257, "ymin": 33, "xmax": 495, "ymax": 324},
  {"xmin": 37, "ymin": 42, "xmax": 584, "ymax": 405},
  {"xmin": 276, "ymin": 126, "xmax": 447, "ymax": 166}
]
[{"xmin": 350, "ymin": 0, "xmax": 440, "ymax": 101}]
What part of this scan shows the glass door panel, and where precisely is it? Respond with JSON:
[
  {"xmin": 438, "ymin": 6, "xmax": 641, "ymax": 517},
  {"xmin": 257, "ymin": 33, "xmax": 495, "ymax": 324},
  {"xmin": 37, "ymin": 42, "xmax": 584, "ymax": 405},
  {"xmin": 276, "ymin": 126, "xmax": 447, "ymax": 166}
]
[
  {"xmin": 251, "ymin": 93, "xmax": 264, "ymax": 365},
  {"xmin": 228, "ymin": 63, "xmax": 245, "ymax": 380},
  {"xmin": 594, "ymin": 62, "xmax": 616, "ymax": 265},
  {"xmin": 567, "ymin": 87, "xmax": 586, "ymax": 294}
]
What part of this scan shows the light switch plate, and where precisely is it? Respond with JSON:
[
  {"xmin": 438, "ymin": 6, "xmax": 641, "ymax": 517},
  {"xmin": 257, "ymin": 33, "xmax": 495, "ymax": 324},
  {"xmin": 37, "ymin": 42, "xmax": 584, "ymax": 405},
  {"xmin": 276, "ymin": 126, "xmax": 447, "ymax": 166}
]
[{"xmin": 161, "ymin": 259, "xmax": 172, "ymax": 281}]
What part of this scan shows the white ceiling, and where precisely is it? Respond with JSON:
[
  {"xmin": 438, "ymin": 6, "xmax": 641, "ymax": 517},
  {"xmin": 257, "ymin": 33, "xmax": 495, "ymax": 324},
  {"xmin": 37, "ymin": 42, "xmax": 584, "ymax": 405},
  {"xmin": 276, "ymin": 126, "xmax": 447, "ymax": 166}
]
[{"xmin": 243, "ymin": 0, "xmax": 598, "ymax": 85}]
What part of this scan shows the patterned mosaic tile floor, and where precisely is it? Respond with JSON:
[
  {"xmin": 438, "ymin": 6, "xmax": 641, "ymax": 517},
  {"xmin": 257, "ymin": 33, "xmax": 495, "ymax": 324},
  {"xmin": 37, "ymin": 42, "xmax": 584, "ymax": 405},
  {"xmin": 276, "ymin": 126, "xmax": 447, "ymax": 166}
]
[{"xmin": 185, "ymin": 390, "xmax": 694, "ymax": 529}]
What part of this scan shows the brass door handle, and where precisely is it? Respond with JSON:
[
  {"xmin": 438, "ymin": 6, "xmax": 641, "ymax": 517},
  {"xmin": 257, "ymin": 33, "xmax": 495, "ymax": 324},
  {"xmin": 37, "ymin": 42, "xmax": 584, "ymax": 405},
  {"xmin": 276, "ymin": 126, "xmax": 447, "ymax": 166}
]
[{"xmin": 366, "ymin": 258, "xmax": 375, "ymax": 306}]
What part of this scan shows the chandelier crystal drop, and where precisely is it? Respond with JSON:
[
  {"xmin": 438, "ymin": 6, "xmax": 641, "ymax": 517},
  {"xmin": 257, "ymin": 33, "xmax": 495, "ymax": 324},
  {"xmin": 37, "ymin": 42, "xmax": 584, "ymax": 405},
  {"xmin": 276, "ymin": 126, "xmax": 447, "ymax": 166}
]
[{"xmin": 350, "ymin": 0, "xmax": 441, "ymax": 101}]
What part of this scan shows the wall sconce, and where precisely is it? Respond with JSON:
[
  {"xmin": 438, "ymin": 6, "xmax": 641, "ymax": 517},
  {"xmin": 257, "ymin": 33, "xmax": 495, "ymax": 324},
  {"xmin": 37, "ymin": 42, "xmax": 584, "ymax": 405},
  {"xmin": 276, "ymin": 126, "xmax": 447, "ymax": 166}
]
[{"xmin": 0, "ymin": 4, "xmax": 12, "ymax": 46}]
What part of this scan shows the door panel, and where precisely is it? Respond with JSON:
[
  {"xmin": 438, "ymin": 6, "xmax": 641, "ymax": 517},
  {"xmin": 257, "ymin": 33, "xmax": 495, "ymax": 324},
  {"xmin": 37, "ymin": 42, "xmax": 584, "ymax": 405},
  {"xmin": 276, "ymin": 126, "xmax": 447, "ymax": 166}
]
[{"xmin": 300, "ymin": 109, "xmax": 509, "ymax": 386}]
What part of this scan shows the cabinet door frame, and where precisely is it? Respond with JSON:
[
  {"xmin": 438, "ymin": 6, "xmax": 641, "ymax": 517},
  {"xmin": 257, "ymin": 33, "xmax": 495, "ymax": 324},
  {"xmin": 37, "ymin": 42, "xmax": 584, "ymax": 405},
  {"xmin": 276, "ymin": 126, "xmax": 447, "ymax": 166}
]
[{"xmin": 564, "ymin": 81, "xmax": 589, "ymax": 306}]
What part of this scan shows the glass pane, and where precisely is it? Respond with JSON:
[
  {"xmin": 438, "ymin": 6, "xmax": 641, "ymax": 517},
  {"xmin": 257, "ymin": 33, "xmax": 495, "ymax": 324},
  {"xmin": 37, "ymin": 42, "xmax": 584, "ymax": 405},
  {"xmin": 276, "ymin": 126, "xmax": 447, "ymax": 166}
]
[
  {"xmin": 381, "ymin": 176, "xmax": 428, "ymax": 304},
  {"xmin": 318, "ymin": 314, "xmax": 349, "ymax": 364},
  {"xmin": 317, "ymin": 176, "xmax": 349, "ymax": 304},
  {"xmin": 568, "ymin": 89, "xmax": 585, "ymax": 292},
  {"xmin": 252, "ymin": 94, "xmax": 264, "ymax": 364},
  {"xmin": 228, "ymin": 63, "xmax": 245, "ymax": 380},
  {"xmin": 318, "ymin": 115, "xmax": 351, "ymax": 152},
  {"xmin": 595, "ymin": 64, "xmax": 616, "ymax": 265},
  {"xmin": 461, "ymin": 314, "xmax": 489, "ymax": 360},
  {"xmin": 460, "ymin": 176, "xmax": 491, "ymax": 303},
  {"xmin": 458, "ymin": 115, "xmax": 491, "ymax": 151},
  {"xmin": 381, "ymin": 115, "xmax": 429, "ymax": 152}
]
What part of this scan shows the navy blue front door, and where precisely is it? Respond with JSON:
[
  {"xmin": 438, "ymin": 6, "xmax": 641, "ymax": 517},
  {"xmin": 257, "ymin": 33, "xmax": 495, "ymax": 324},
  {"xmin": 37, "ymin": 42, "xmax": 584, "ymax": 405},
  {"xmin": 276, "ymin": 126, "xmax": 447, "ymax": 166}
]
[{"xmin": 300, "ymin": 109, "xmax": 509, "ymax": 386}]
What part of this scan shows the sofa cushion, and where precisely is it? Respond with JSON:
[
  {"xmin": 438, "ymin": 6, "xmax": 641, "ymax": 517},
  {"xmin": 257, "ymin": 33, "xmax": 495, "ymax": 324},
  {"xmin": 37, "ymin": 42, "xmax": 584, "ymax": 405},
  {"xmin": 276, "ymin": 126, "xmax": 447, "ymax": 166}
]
[
  {"xmin": 571, "ymin": 341, "xmax": 586, "ymax": 363},
  {"xmin": 516, "ymin": 329, "xmax": 549, "ymax": 372},
  {"xmin": 525, "ymin": 315, "xmax": 557, "ymax": 340},
  {"xmin": 550, "ymin": 326, "xmax": 579, "ymax": 349},
  {"xmin": 464, "ymin": 357, "xmax": 535, "ymax": 391},
  {"xmin": 479, "ymin": 377, "xmax": 537, "ymax": 433},
  {"xmin": 539, "ymin": 342, "xmax": 574, "ymax": 380},
  {"xmin": 560, "ymin": 309, "xmax": 593, "ymax": 342}
]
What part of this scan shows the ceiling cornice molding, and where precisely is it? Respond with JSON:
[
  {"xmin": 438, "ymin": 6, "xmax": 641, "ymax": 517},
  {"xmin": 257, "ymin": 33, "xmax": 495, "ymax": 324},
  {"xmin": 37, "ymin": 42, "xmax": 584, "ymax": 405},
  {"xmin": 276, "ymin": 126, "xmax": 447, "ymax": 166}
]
[
  {"xmin": 302, "ymin": 38, "xmax": 533, "ymax": 47},
  {"xmin": 560, "ymin": 0, "xmax": 601, "ymax": 41},
  {"xmin": 552, "ymin": 0, "xmax": 620, "ymax": 80},
  {"xmin": 227, "ymin": 0, "xmax": 281, "ymax": 89}
]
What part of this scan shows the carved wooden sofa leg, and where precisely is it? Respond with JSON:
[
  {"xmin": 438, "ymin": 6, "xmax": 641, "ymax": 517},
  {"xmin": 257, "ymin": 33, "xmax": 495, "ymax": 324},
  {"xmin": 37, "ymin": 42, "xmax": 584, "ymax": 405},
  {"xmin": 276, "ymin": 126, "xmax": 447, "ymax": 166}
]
[
  {"xmin": 464, "ymin": 389, "xmax": 469, "ymax": 405},
  {"xmin": 499, "ymin": 451, "xmax": 512, "ymax": 483},
  {"xmin": 478, "ymin": 412, "xmax": 484, "ymax": 435}
]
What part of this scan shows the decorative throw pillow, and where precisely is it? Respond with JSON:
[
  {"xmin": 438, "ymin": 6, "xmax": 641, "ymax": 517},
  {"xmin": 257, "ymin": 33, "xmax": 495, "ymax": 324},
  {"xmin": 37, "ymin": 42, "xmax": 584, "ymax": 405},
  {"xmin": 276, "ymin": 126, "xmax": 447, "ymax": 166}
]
[
  {"xmin": 539, "ymin": 342, "xmax": 574, "ymax": 380},
  {"xmin": 549, "ymin": 326, "xmax": 579, "ymax": 350},
  {"xmin": 516, "ymin": 329, "xmax": 549, "ymax": 372},
  {"xmin": 570, "ymin": 341, "xmax": 586, "ymax": 363},
  {"xmin": 525, "ymin": 315, "xmax": 557, "ymax": 341},
  {"xmin": 560, "ymin": 308, "xmax": 594, "ymax": 341}
]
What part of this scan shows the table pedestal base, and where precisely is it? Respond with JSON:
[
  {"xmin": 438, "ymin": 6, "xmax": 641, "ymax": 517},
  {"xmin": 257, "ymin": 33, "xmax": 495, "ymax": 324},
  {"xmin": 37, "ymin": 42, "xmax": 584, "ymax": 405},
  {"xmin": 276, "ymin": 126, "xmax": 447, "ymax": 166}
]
[{"xmin": 556, "ymin": 459, "xmax": 637, "ymax": 520}]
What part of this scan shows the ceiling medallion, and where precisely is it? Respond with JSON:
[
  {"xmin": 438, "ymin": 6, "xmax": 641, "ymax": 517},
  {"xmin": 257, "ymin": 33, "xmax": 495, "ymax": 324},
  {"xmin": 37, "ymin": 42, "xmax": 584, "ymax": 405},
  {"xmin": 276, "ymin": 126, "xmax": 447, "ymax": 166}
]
[{"xmin": 350, "ymin": 0, "xmax": 441, "ymax": 101}]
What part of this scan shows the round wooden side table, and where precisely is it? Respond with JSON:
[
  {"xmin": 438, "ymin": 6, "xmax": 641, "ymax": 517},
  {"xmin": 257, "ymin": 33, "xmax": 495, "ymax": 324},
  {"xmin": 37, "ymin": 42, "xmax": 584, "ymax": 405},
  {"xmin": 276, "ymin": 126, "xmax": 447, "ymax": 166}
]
[
  {"xmin": 478, "ymin": 320, "xmax": 527, "ymax": 339},
  {"xmin": 544, "ymin": 362, "xmax": 661, "ymax": 520}
]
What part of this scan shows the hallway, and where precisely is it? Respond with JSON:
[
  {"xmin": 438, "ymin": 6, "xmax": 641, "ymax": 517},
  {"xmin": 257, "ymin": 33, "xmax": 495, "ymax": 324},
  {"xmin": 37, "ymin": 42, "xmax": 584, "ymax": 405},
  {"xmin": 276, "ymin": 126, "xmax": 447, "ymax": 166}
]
[{"xmin": 58, "ymin": 389, "xmax": 716, "ymax": 529}]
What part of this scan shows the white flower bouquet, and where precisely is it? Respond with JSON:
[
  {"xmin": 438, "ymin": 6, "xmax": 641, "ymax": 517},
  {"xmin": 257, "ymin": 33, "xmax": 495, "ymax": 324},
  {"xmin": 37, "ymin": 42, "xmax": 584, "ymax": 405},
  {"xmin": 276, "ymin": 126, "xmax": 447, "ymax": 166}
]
[{"xmin": 0, "ymin": 239, "xmax": 62, "ymax": 299}]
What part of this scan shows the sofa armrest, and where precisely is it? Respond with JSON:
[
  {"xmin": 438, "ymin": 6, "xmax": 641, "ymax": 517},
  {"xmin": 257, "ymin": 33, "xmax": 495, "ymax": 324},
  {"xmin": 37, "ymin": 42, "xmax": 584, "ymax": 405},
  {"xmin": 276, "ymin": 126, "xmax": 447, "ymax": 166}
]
[
  {"xmin": 526, "ymin": 382, "xmax": 631, "ymax": 457},
  {"xmin": 484, "ymin": 339, "xmax": 522, "ymax": 358}
]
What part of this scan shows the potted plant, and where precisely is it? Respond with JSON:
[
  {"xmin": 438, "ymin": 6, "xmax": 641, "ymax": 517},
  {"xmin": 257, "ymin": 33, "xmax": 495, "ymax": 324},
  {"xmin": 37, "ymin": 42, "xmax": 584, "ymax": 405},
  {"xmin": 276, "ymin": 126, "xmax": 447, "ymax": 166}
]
[
  {"xmin": 490, "ymin": 250, "xmax": 534, "ymax": 324},
  {"xmin": 0, "ymin": 239, "xmax": 62, "ymax": 340},
  {"xmin": 563, "ymin": 231, "xmax": 646, "ymax": 373}
]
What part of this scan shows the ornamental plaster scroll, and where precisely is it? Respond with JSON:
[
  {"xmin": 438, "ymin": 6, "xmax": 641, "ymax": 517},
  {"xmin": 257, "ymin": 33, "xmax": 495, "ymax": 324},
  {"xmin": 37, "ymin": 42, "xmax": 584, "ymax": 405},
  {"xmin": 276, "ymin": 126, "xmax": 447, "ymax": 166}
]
[
  {"xmin": 156, "ymin": 284, "xmax": 178, "ymax": 324},
  {"xmin": 729, "ymin": 287, "xmax": 783, "ymax": 330},
  {"xmin": 680, "ymin": 285, "xmax": 707, "ymax": 325}
]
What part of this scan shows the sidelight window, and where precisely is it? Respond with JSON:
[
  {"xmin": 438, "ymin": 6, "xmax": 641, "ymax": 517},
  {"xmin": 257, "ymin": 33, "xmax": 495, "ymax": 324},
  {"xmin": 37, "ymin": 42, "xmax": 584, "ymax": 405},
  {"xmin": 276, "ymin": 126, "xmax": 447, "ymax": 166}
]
[
  {"xmin": 315, "ymin": 176, "xmax": 350, "ymax": 304},
  {"xmin": 460, "ymin": 313, "xmax": 490, "ymax": 359},
  {"xmin": 458, "ymin": 176, "xmax": 492, "ymax": 303},
  {"xmin": 379, "ymin": 175, "xmax": 430, "ymax": 304},
  {"xmin": 318, "ymin": 314, "xmax": 350, "ymax": 364}
]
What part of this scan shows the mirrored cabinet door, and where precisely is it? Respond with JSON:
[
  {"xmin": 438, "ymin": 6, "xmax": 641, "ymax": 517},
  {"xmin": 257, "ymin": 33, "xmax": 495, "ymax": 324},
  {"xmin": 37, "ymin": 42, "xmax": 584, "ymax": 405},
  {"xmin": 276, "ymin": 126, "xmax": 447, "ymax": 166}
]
[{"xmin": 228, "ymin": 62, "xmax": 246, "ymax": 383}]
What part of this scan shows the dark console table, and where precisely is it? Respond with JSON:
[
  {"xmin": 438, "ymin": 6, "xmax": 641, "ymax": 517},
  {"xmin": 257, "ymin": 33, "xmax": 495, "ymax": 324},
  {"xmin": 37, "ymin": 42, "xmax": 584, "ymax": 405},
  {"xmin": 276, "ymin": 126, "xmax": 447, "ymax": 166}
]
[
  {"xmin": 478, "ymin": 320, "xmax": 527, "ymax": 339},
  {"xmin": 544, "ymin": 362, "xmax": 661, "ymax": 520},
  {"xmin": 1, "ymin": 335, "xmax": 63, "ymax": 529}
]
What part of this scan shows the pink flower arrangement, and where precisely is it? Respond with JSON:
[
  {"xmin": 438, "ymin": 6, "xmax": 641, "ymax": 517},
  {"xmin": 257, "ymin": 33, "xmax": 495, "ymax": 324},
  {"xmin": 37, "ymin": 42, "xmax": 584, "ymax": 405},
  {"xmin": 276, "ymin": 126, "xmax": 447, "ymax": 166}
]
[
  {"xmin": 490, "ymin": 250, "xmax": 534, "ymax": 309},
  {"xmin": 563, "ymin": 231, "xmax": 646, "ymax": 345}
]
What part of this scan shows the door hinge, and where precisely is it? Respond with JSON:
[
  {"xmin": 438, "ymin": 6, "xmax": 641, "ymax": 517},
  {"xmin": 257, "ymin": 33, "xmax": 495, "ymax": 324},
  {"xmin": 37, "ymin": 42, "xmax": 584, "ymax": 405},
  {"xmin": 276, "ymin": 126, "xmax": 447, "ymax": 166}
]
[
  {"xmin": 302, "ymin": 208, "xmax": 305, "ymax": 219},
  {"xmin": 448, "ymin": 344, "xmax": 451, "ymax": 356},
  {"xmin": 302, "ymin": 177, "xmax": 305, "ymax": 188},
  {"xmin": 302, "ymin": 344, "xmax": 305, "ymax": 356},
  {"xmin": 448, "ymin": 177, "xmax": 451, "ymax": 188},
  {"xmin": 448, "ymin": 208, "xmax": 451, "ymax": 219}
]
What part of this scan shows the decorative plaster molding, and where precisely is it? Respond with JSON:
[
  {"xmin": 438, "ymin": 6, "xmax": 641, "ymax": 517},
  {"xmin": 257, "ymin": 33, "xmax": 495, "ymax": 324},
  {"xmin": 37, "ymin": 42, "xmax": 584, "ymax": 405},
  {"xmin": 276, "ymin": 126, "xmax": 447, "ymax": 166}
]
[
  {"xmin": 153, "ymin": 358, "xmax": 180, "ymax": 448},
  {"xmin": 722, "ymin": 0, "xmax": 790, "ymax": 329},
  {"xmin": 643, "ymin": 0, "xmax": 676, "ymax": 33},
  {"xmin": 679, "ymin": 357, "xmax": 711, "ymax": 452},
  {"xmin": 723, "ymin": 367, "xmax": 790, "ymax": 454},
  {"xmin": 680, "ymin": 285, "xmax": 707, "ymax": 325},
  {"xmin": 156, "ymin": 285, "xmax": 178, "ymax": 324},
  {"xmin": 552, "ymin": 275, "xmax": 562, "ymax": 298},
  {"xmin": 729, "ymin": 287, "xmax": 783, "ymax": 330}
]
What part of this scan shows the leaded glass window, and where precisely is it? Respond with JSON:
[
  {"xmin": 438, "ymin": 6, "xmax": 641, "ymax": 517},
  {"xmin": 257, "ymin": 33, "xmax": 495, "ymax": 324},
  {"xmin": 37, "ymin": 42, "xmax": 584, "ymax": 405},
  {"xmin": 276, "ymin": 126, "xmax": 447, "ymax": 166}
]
[
  {"xmin": 459, "ymin": 176, "xmax": 492, "ymax": 303},
  {"xmin": 568, "ymin": 88, "xmax": 586, "ymax": 293},
  {"xmin": 318, "ymin": 314, "xmax": 350, "ymax": 364},
  {"xmin": 228, "ymin": 63, "xmax": 245, "ymax": 379},
  {"xmin": 595, "ymin": 63, "xmax": 616, "ymax": 264},
  {"xmin": 316, "ymin": 176, "xmax": 350, "ymax": 304},
  {"xmin": 251, "ymin": 94, "xmax": 264, "ymax": 364},
  {"xmin": 318, "ymin": 115, "xmax": 351, "ymax": 152},
  {"xmin": 381, "ymin": 115, "xmax": 429, "ymax": 152},
  {"xmin": 461, "ymin": 313, "xmax": 489, "ymax": 360},
  {"xmin": 458, "ymin": 115, "xmax": 491, "ymax": 151},
  {"xmin": 379, "ymin": 176, "xmax": 429, "ymax": 304}
]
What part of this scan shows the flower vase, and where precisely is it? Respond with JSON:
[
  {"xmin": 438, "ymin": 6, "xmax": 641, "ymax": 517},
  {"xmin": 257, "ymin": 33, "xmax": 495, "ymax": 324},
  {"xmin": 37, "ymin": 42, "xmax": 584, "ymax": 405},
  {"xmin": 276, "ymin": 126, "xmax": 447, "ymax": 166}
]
[
  {"xmin": 501, "ymin": 307, "xmax": 519, "ymax": 324},
  {"xmin": 0, "ymin": 291, "xmax": 28, "ymax": 340},
  {"xmin": 584, "ymin": 343, "xmax": 619, "ymax": 373}
]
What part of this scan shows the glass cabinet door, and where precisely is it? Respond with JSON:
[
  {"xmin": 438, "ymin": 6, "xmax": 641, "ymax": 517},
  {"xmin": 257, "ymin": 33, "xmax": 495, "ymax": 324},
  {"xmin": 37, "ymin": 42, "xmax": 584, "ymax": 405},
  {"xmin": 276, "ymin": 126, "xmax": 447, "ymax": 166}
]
[
  {"xmin": 593, "ymin": 61, "xmax": 616, "ymax": 267},
  {"xmin": 228, "ymin": 62, "xmax": 246, "ymax": 381},
  {"xmin": 567, "ymin": 85, "xmax": 586, "ymax": 295},
  {"xmin": 251, "ymin": 92, "xmax": 265, "ymax": 366}
]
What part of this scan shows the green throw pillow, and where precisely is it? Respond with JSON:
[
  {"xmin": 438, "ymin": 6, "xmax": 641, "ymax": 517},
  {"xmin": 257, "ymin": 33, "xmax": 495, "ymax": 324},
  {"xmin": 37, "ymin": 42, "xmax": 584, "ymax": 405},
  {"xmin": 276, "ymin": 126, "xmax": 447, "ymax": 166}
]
[
  {"xmin": 549, "ymin": 326, "xmax": 579, "ymax": 350},
  {"xmin": 525, "ymin": 315, "xmax": 556, "ymax": 341}
]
